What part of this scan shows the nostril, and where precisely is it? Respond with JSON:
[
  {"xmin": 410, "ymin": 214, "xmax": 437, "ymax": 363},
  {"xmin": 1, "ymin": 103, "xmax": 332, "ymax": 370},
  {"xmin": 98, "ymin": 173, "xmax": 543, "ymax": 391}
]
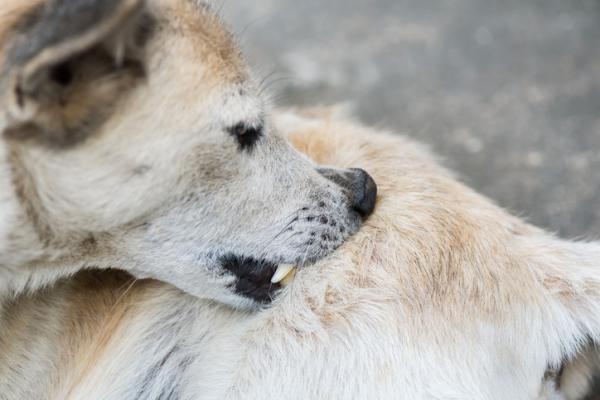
[{"xmin": 350, "ymin": 168, "xmax": 377, "ymax": 219}]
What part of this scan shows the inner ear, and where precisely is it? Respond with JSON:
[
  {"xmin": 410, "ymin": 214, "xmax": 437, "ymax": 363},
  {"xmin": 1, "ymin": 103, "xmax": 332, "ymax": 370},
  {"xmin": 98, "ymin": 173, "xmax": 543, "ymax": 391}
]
[
  {"xmin": 2, "ymin": 0, "xmax": 149, "ymax": 143},
  {"xmin": 49, "ymin": 62, "xmax": 74, "ymax": 87}
]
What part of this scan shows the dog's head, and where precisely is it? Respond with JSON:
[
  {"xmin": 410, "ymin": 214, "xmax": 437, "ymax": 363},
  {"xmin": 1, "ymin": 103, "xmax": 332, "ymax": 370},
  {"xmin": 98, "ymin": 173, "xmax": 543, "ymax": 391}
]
[{"xmin": 0, "ymin": 0, "xmax": 376, "ymax": 308}]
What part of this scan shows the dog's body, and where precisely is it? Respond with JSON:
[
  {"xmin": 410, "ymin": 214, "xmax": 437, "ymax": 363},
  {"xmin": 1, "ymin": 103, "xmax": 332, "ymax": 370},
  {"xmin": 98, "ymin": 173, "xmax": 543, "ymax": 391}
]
[{"xmin": 1, "ymin": 109, "xmax": 599, "ymax": 399}]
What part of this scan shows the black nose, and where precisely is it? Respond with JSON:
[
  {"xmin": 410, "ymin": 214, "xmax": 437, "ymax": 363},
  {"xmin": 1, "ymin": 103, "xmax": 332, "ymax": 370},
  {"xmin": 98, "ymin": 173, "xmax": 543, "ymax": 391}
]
[{"xmin": 348, "ymin": 168, "xmax": 377, "ymax": 218}]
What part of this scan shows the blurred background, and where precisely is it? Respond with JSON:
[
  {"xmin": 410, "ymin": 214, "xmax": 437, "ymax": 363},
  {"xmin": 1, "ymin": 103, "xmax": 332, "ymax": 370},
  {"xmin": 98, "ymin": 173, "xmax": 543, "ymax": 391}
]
[{"xmin": 222, "ymin": 0, "xmax": 600, "ymax": 239}]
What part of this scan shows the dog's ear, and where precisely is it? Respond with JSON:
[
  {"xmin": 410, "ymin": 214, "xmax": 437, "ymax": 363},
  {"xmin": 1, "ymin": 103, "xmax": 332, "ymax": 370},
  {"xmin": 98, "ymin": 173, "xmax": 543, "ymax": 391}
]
[{"xmin": 1, "ymin": 0, "xmax": 150, "ymax": 145}]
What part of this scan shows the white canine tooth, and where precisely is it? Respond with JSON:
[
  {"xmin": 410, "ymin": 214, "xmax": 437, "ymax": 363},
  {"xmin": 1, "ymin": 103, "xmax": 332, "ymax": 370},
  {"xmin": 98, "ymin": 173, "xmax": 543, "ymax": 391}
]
[
  {"xmin": 271, "ymin": 264, "xmax": 296, "ymax": 284},
  {"xmin": 280, "ymin": 268, "xmax": 297, "ymax": 286}
]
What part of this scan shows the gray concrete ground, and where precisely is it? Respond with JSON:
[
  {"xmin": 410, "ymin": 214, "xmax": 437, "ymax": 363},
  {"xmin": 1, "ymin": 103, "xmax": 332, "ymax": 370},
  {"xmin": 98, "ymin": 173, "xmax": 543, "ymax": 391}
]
[{"xmin": 222, "ymin": 0, "xmax": 600, "ymax": 239}]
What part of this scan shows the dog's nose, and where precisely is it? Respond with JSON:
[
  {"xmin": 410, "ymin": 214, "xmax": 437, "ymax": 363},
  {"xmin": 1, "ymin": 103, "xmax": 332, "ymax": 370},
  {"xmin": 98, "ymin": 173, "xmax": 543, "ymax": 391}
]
[
  {"xmin": 348, "ymin": 168, "xmax": 377, "ymax": 218},
  {"xmin": 317, "ymin": 167, "xmax": 378, "ymax": 219}
]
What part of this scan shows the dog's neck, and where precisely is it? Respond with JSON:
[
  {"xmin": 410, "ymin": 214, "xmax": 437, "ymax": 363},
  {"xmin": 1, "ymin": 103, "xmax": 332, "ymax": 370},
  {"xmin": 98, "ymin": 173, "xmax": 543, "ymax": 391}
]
[
  {"xmin": 0, "ymin": 145, "xmax": 38, "ymax": 259},
  {"xmin": 0, "ymin": 143, "xmax": 80, "ymax": 298}
]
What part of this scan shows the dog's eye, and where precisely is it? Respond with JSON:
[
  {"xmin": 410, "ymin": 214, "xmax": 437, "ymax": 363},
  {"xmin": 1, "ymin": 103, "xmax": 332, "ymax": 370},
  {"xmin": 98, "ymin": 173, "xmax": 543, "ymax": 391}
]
[{"xmin": 227, "ymin": 122, "xmax": 263, "ymax": 151}]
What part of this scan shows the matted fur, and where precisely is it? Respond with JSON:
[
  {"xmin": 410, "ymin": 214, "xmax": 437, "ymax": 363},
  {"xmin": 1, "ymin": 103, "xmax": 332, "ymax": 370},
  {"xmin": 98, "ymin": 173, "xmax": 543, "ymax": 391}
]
[{"xmin": 1, "ymin": 109, "xmax": 599, "ymax": 399}]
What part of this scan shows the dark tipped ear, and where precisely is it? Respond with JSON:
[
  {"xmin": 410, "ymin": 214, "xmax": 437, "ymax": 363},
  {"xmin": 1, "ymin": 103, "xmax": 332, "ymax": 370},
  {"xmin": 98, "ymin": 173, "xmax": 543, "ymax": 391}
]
[{"xmin": 2, "ymin": 0, "xmax": 147, "ymax": 141}]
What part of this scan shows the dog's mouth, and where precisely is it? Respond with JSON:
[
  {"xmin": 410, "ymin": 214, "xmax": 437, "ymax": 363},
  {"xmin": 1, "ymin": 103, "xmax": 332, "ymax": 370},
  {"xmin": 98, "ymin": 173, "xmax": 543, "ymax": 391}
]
[{"xmin": 219, "ymin": 254, "xmax": 298, "ymax": 304}]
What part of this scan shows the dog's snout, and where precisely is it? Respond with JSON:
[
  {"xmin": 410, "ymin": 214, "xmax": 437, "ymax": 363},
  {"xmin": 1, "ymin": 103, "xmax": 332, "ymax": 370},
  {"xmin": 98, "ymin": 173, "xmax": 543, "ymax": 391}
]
[{"xmin": 348, "ymin": 168, "xmax": 377, "ymax": 218}]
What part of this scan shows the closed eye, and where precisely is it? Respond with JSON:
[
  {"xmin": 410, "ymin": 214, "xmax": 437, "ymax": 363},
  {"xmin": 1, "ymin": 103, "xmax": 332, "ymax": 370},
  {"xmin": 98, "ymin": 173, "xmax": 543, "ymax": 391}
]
[{"xmin": 227, "ymin": 122, "xmax": 263, "ymax": 151}]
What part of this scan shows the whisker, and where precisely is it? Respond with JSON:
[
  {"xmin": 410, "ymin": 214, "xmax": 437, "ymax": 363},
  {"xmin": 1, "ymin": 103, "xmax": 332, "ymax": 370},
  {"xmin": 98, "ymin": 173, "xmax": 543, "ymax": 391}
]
[
  {"xmin": 235, "ymin": 16, "xmax": 267, "ymax": 41},
  {"xmin": 258, "ymin": 70, "xmax": 278, "ymax": 91},
  {"xmin": 108, "ymin": 277, "xmax": 139, "ymax": 315},
  {"xmin": 258, "ymin": 75, "xmax": 295, "ymax": 97},
  {"xmin": 214, "ymin": 0, "xmax": 229, "ymax": 17},
  {"xmin": 243, "ymin": 205, "xmax": 307, "ymax": 261}
]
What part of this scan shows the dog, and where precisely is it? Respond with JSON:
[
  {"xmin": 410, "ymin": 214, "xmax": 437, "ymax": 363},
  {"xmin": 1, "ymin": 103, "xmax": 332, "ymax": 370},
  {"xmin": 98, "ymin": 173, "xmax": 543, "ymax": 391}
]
[
  {"xmin": 1, "ymin": 108, "xmax": 599, "ymax": 399},
  {"xmin": 0, "ymin": 0, "xmax": 376, "ymax": 309},
  {"xmin": 2, "ymin": 1, "xmax": 600, "ymax": 399}
]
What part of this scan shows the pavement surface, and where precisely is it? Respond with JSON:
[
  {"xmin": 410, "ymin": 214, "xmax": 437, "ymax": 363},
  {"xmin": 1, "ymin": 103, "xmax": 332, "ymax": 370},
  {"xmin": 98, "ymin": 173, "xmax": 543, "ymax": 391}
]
[{"xmin": 222, "ymin": 0, "xmax": 600, "ymax": 239}]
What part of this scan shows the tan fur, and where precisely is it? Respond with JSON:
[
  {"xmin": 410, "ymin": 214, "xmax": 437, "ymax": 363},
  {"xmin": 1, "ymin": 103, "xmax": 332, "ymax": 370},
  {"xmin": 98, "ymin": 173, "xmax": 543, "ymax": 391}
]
[
  {"xmin": 169, "ymin": 0, "xmax": 247, "ymax": 83},
  {"xmin": 288, "ymin": 116, "xmax": 534, "ymax": 320}
]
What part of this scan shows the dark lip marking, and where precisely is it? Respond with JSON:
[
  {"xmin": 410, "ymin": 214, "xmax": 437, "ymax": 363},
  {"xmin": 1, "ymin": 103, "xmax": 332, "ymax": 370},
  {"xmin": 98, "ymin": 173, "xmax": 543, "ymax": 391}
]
[
  {"xmin": 227, "ymin": 122, "xmax": 264, "ymax": 151},
  {"xmin": 219, "ymin": 254, "xmax": 282, "ymax": 303}
]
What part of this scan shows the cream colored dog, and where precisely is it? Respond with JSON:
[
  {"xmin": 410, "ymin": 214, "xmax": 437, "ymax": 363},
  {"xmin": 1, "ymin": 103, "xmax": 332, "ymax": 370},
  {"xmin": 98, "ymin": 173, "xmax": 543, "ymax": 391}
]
[
  {"xmin": 1, "ymin": 1, "xmax": 599, "ymax": 399},
  {"xmin": 1, "ymin": 108, "xmax": 599, "ymax": 399}
]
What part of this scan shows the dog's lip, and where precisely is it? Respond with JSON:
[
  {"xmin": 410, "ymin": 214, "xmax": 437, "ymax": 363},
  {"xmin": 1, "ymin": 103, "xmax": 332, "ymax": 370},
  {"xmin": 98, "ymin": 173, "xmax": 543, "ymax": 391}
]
[{"xmin": 219, "ymin": 254, "xmax": 300, "ymax": 302}]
